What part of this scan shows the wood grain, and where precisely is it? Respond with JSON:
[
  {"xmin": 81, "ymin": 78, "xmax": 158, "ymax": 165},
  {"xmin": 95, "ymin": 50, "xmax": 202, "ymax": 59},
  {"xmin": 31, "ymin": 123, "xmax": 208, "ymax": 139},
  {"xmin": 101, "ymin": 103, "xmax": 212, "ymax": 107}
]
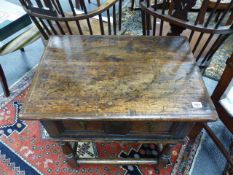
[{"xmin": 21, "ymin": 35, "xmax": 218, "ymax": 122}]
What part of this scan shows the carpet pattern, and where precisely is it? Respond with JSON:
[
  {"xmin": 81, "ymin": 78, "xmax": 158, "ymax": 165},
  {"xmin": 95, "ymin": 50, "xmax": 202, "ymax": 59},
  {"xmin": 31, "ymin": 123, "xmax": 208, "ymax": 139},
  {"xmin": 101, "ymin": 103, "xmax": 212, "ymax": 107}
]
[{"xmin": 0, "ymin": 69, "xmax": 202, "ymax": 175}]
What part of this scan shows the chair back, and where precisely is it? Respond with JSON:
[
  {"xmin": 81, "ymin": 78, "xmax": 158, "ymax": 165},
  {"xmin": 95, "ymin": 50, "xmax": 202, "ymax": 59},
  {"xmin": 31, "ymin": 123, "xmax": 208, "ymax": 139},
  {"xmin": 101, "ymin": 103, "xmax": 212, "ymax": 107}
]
[
  {"xmin": 19, "ymin": 0, "xmax": 122, "ymax": 40},
  {"xmin": 211, "ymin": 52, "xmax": 233, "ymax": 133},
  {"xmin": 140, "ymin": 0, "xmax": 233, "ymax": 69},
  {"xmin": 188, "ymin": 52, "xmax": 233, "ymax": 169}
]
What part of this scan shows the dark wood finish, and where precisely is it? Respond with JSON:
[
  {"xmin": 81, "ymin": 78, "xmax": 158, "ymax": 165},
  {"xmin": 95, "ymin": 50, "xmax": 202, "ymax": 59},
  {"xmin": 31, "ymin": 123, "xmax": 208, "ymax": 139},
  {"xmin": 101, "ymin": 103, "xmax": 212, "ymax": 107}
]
[
  {"xmin": 0, "ymin": 64, "xmax": 10, "ymax": 97},
  {"xmin": 21, "ymin": 35, "xmax": 218, "ymax": 165},
  {"xmin": 59, "ymin": 142, "xmax": 73, "ymax": 155},
  {"xmin": 41, "ymin": 120, "xmax": 64, "ymax": 137},
  {"xmin": 140, "ymin": 0, "xmax": 233, "ymax": 70},
  {"xmin": 198, "ymin": 0, "xmax": 233, "ymax": 24},
  {"xmin": 188, "ymin": 122, "xmax": 204, "ymax": 142},
  {"xmin": 211, "ymin": 52, "xmax": 233, "ymax": 133},
  {"xmin": 41, "ymin": 120, "xmax": 193, "ymax": 141},
  {"xmin": 131, "ymin": 0, "xmax": 135, "ymax": 10},
  {"xmin": 118, "ymin": 0, "xmax": 122, "ymax": 30},
  {"xmin": 41, "ymin": 126, "xmax": 187, "ymax": 143},
  {"xmin": 189, "ymin": 52, "xmax": 233, "ymax": 169},
  {"xmin": 21, "ymin": 36, "xmax": 217, "ymax": 122},
  {"xmin": 76, "ymin": 158, "xmax": 158, "ymax": 164},
  {"xmin": 59, "ymin": 142, "xmax": 77, "ymax": 168},
  {"xmin": 19, "ymin": 0, "xmax": 122, "ymax": 40},
  {"xmin": 167, "ymin": 0, "xmax": 196, "ymax": 36},
  {"xmin": 20, "ymin": 48, "xmax": 25, "ymax": 52},
  {"xmin": 224, "ymin": 141, "xmax": 233, "ymax": 174}
]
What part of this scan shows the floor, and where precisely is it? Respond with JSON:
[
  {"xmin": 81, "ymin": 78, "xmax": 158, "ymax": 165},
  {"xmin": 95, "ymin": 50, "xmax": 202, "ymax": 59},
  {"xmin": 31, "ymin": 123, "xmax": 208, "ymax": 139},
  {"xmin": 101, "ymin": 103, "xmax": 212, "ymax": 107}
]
[
  {"xmin": 0, "ymin": 39, "xmax": 44, "ymax": 92},
  {"xmin": 0, "ymin": 1, "xmax": 232, "ymax": 175}
]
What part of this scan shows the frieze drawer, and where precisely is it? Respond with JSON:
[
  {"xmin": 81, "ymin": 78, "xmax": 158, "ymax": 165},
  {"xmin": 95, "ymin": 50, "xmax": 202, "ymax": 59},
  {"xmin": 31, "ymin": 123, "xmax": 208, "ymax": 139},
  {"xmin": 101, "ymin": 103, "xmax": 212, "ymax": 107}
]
[{"xmin": 41, "ymin": 120, "xmax": 194, "ymax": 140}]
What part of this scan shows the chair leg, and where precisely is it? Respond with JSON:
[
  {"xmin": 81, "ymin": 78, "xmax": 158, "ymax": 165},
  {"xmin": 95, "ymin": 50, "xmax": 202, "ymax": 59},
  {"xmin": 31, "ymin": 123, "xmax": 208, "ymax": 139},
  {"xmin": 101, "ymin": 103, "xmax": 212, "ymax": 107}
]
[
  {"xmin": 226, "ymin": 10, "xmax": 233, "ymax": 25},
  {"xmin": 131, "ymin": 0, "xmax": 135, "ymax": 10},
  {"xmin": 20, "ymin": 48, "xmax": 25, "ymax": 52},
  {"xmin": 59, "ymin": 142, "xmax": 78, "ymax": 168},
  {"xmin": 214, "ymin": 10, "xmax": 221, "ymax": 22},
  {"xmin": 0, "ymin": 64, "xmax": 10, "ymax": 97},
  {"xmin": 119, "ymin": 0, "xmax": 122, "ymax": 30},
  {"xmin": 204, "ymin": 124, "xmax": 233, "ymax": 167}
]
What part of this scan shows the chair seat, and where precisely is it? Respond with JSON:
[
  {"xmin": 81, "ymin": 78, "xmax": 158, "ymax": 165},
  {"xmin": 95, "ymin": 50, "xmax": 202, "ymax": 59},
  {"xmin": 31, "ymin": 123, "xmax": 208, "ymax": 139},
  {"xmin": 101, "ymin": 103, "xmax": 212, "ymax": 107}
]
[{"xmin": 0, "ymin": 25, "xmax": 40, "ymax": 55}]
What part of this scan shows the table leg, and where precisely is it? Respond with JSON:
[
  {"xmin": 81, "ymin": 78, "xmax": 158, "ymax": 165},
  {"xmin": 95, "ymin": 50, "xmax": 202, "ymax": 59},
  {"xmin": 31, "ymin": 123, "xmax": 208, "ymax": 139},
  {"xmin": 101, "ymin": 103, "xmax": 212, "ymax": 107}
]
[
  {"xmin": 59, "ymin": 142, "xmax": 78, "ymax": 168},
  {"xmin": 0, "ymin": 64, "xmax": 10, "ymax": 97},
  {"xmin": 155, "ymin": 144, "xmax": 174, "ymax": 173},
  {"xmin": 188, "ymin": 122, "xmax": 204, "ymax": 143}
]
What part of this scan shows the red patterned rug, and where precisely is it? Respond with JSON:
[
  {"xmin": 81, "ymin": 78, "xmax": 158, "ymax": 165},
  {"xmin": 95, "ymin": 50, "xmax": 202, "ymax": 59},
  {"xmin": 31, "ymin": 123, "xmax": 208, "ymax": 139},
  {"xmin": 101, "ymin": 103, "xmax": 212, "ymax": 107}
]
[{"xmin": 0, "ymin": 69, "xmax": 201, "ymax": 175}]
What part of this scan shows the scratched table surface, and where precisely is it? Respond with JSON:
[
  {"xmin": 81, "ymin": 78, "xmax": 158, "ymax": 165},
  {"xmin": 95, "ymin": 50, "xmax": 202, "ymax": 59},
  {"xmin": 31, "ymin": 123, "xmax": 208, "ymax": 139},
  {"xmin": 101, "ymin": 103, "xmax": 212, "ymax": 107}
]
[{"xmin": 21, "ymin": 35, "xmax": 218, "ymax": 122}]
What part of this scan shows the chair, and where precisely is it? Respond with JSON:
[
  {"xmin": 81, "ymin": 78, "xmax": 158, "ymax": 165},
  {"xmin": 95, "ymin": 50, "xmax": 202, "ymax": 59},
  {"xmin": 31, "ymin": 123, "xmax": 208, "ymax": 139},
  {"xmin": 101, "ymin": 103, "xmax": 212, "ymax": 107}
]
[
  {"xmin": 140, "ymin": 0, "xmax": 233, "ymax": 70},
  {"xmin": 75, "ymin": 0, "xmax": 101, "ymax": 9},
  {"xmin": 198, "ymin": 0, "xmax": 233, "ymax": 24},
  {"xmin": 190, "ymin": 52, "xmax": 233, "ymax": 170},
  {"xmin": 207, "ymin": 52, "xmax": 233, "ymax": 170},
  {"xmin": 0, "ymin": 64, "xmax": 10, "ymax": 97},
  {"xmin": 19, "ymin": 0, "xmax": 122, "ymax": 41}
]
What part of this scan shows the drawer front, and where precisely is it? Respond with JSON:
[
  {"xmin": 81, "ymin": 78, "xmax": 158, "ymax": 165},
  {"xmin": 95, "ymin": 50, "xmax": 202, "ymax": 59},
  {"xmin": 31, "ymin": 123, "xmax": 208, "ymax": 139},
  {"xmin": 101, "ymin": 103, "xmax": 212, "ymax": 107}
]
[
  {"xmin": 42, "ymin": 120, "xmax": 193, "ymax": 140},
  {"xmin": 62, "ymin": 121, "xmax": 173, "ymax": 135}
]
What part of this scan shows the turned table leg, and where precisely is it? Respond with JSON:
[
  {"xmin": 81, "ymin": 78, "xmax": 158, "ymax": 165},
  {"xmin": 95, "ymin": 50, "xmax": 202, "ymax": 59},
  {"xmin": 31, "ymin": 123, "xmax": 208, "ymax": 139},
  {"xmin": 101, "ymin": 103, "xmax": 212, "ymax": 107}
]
[
  {"xmin": 155, "ymin": 144, "xmax": 173, "ymax": 173},
  {"xmin": 59, "ymin": 142, "xmax": 78, "ymax": 168}
]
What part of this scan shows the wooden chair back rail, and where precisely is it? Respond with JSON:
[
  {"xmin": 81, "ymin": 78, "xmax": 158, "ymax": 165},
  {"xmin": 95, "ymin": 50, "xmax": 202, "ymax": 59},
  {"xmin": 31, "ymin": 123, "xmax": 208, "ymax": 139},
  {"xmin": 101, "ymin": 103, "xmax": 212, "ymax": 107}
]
[
  {"xmin": 203, "ymin": 123, "xmax": 233, "ymax": 168},
  {"xmin": 140, "ymin": 0, "xmax": 233, "ymax": 68},
  {"xmin": 212, "ymin": 53, "xmax": 233, "ymax": 133},
  {"xmin": 141, "ymin": 4, "xmax": 233, "ymax": 35},
  {"xmin": 19, "ymin": 0, "xmax": 122, "ymax": 40},
  {"xmin": 208, "ymin": 53, "xmax": 233, "ymax": 167},
  {"xmin": 212, "ymin": 54, "xmax": 233, "ymax": 102}
]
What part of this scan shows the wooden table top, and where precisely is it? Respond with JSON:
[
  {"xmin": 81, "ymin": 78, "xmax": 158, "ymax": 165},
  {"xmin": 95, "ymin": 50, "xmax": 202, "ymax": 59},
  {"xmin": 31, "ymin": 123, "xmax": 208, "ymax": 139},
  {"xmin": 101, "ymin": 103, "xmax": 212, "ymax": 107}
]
[{"xmin": 21, "ymin": 35, "xmax": 218, "ymax": 122}]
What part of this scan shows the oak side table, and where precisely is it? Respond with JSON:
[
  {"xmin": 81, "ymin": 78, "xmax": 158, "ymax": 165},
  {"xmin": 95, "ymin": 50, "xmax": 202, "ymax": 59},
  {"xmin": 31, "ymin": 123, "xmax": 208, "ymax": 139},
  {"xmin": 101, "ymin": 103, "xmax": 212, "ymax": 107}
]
[{"xmin": 20, "ymin": 35, "xmax": 218, "ymax": 167}]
